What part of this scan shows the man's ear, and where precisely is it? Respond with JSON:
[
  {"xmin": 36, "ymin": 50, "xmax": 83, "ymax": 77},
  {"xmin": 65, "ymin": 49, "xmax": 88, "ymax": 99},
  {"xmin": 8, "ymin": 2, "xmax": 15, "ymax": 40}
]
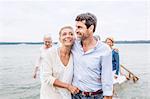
[{"xmin": 89, "ymin": 25, "xmax": 94, "ymax": 32}]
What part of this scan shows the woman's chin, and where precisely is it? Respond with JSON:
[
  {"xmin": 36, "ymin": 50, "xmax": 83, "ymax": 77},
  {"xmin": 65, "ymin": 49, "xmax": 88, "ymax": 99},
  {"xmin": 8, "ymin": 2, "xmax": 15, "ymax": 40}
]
[{"xmin": 63, "ymin": 44, "xmax": 73, "ymax": 47}]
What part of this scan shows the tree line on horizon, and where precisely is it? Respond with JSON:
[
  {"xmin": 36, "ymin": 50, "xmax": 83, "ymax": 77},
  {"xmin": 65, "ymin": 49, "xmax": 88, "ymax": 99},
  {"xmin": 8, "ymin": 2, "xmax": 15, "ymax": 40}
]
[{"xmin": 0, "ymin": 40, "xmax": 150, "ymax": 45}]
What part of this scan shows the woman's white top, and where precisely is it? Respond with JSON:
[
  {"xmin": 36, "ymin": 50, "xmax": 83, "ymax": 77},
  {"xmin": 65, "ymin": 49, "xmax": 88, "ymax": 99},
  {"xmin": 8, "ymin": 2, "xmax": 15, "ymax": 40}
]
[{"xmin": 40, "ymin": 47, "xmax": 73, "ymax": 99}]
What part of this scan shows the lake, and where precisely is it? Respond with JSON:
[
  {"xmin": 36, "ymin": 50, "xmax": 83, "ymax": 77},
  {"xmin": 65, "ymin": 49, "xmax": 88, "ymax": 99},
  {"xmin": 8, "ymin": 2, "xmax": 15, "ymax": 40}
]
[{"xmin": 0, "ymin": 44, "xmax": 149, "ymax": 99}]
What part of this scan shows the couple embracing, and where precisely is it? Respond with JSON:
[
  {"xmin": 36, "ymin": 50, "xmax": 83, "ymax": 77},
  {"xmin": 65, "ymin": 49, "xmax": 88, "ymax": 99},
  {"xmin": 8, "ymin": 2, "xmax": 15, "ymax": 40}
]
[{"xmin": 40, "ymin": 12, "xmax": 113, "ymax": 99}]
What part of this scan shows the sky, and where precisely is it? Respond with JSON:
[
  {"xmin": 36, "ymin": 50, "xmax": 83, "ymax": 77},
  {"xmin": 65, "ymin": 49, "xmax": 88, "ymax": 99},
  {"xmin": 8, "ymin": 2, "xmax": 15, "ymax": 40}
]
[{"xmin": 0, "ymin": 0, "xmax": 149, "ymax": 42}]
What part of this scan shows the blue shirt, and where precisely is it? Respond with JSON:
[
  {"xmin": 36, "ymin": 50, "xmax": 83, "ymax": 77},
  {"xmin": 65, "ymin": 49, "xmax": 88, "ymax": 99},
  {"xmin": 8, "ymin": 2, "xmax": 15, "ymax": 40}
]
[
  {"xmin": 71, "ymin": 40, "xmax": 113, "ymax": 96},
  {"xmin": 112, "ymin": 49, "xmax": 120, "ymax": 75}
]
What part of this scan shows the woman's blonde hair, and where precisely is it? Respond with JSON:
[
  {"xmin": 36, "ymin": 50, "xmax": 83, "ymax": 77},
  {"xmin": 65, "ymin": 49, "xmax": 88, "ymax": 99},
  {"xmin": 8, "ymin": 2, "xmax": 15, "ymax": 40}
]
[{"xmin": 59, "ymin": 26, "xmax": 74, "ymax": 36}]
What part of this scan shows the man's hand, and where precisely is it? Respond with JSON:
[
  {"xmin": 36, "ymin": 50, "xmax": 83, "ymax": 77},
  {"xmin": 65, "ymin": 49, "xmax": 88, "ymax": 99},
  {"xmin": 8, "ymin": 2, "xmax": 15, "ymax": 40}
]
[
  {"xmin": 33, "ymin": 66, "xmax": 39, "ymax": 79},
  {"xmin": 33, "ymin": 73, "xmax": 37, "ymax": 79}
]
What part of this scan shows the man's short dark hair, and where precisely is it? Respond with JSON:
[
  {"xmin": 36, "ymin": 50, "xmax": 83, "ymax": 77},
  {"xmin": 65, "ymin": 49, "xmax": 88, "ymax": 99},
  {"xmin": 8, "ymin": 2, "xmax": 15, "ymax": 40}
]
[{"xmin": 75, "ymin": 12, "xmax": 97, "ymax": 32}]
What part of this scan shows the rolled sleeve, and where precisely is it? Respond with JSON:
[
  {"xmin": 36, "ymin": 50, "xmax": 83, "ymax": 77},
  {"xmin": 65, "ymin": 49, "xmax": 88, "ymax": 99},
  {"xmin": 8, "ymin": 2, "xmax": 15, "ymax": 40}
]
[
  {"xmin": 101, "ymin": 50, "xmax": 113, "ymax": 96},
  {"xmin": 35, "ymin": 47, "xmax": 42, "ymax": 67},
  {"xmin": 35, "ymin": 55, "xmax": 41, "ymax": 67},
  {"xmin": 103, "ymin": 90, "xmax": 113, "ymax": 96}
]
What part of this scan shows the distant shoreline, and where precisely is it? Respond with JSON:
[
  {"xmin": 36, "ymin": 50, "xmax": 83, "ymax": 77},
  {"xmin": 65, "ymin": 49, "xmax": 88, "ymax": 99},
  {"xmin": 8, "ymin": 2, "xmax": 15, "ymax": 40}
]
[
  {"xmin": 0, "ymin": 40, "xmax": 150, "ymax": 45},
  {"xmin": 0, "ymin": 42, "xmax": 58, "ymax": 45},
  {"xmin": 115, "ymin": 40, "xmax": 150, "ymax": 44}
]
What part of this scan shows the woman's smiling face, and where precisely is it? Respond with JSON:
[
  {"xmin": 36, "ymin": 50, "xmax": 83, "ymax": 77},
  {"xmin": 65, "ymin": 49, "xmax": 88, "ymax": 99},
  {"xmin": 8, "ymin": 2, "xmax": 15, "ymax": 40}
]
[{"xmin": 59, "ymin": 27, "xmax": 75, "ymax": 47}]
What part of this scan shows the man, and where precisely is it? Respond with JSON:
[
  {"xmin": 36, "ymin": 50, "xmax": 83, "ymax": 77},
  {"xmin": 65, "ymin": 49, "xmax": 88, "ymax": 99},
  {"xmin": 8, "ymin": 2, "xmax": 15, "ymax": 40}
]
[
  {"xmin": 71, "ymin": 12, "xmax": 113, "ymax": 99},
  {"xmin": 33, "ymin": 34, "xmax": 52, "ymax": 79}
]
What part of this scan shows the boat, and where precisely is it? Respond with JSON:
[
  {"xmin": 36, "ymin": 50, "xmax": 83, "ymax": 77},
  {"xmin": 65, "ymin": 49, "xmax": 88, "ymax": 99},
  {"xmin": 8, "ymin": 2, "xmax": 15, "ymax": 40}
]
[
  {"xmin": 112, "ymin": 65, "xmax": 139, "ymax": 99},
  {"xmin": 113, "ymin": 74, "xmax": 127, "ymax": 85}
]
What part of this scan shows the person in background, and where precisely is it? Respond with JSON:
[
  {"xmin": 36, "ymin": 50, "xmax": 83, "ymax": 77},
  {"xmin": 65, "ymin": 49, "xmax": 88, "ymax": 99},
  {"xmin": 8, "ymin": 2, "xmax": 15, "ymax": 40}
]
[
  {"xmin": 105, "ymin": 37, "xmax": 120, "ymax": 79},
  {"xmin": 72, "ymin": 12, "xmax": 113, "ymax": 99},
  {"xmin": 32, "ymin": 34, "xmax": 52, "ymax": 79},
  {"xmin": 94, "ymin": 35, "xmax": 101, "ymax": 41},
  {"xmin": 40, "ymin": 26, "xmax": 79, "ymax": 99}
]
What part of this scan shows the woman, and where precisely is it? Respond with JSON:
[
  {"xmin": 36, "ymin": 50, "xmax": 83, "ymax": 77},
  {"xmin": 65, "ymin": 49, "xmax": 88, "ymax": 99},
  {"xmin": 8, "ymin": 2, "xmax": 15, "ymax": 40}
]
[
  {"xmin": 105, "ymin": 37, "xmax": 120, "ymax": 79},
  {"xmin": 40, "ymin": 26, "xmax": 79, "ymax": 99}
]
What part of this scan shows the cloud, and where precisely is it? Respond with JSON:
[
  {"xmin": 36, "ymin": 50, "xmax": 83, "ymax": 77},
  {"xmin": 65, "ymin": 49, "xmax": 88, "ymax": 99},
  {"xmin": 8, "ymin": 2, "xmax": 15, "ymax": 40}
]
[{"xmin": 0, "ymin": 0, "xmax": 149, "ymax": 42}]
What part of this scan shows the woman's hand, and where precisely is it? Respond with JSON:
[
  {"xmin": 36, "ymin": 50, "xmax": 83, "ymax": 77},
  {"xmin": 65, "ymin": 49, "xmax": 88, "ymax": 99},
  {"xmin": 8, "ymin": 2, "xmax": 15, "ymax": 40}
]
[
  {"xmin": 67, "ymin": 84, "xmax": 80, "ymax": 94},
  {"xmin": 53, "ymin": 80, "xmax": 79, "ymax": 94}
]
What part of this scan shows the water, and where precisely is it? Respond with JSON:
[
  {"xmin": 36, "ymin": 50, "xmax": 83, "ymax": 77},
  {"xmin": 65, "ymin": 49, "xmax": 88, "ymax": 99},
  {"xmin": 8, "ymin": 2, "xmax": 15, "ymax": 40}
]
[
  {"xmin": 115, "ymin": 44, "xmax": 150, "ymax": 99},
  {"xmin": 0, "ymin": 44, "xmax": 150, "ymax": 99}
]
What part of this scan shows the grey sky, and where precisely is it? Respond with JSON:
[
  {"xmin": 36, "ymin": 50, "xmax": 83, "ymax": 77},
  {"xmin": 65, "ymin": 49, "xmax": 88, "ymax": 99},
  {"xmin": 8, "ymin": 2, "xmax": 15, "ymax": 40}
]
[{"xmin": 0, "ymin": 0, "xmax": 149, "ymax": 42}]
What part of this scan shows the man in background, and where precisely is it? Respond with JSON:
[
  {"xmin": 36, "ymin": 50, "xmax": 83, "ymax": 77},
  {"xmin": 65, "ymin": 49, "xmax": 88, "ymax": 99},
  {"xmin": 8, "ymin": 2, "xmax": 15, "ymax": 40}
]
[{"xmin": 32, "ymin": 34, "xmax": 52, "ymax": 80}]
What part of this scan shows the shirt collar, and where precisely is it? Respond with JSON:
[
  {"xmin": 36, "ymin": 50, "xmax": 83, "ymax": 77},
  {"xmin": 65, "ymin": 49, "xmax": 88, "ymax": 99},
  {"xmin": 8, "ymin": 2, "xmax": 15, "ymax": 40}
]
[{"xmin": 77, "ymin": 40, "xmax": 100, "ymax": 54}]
